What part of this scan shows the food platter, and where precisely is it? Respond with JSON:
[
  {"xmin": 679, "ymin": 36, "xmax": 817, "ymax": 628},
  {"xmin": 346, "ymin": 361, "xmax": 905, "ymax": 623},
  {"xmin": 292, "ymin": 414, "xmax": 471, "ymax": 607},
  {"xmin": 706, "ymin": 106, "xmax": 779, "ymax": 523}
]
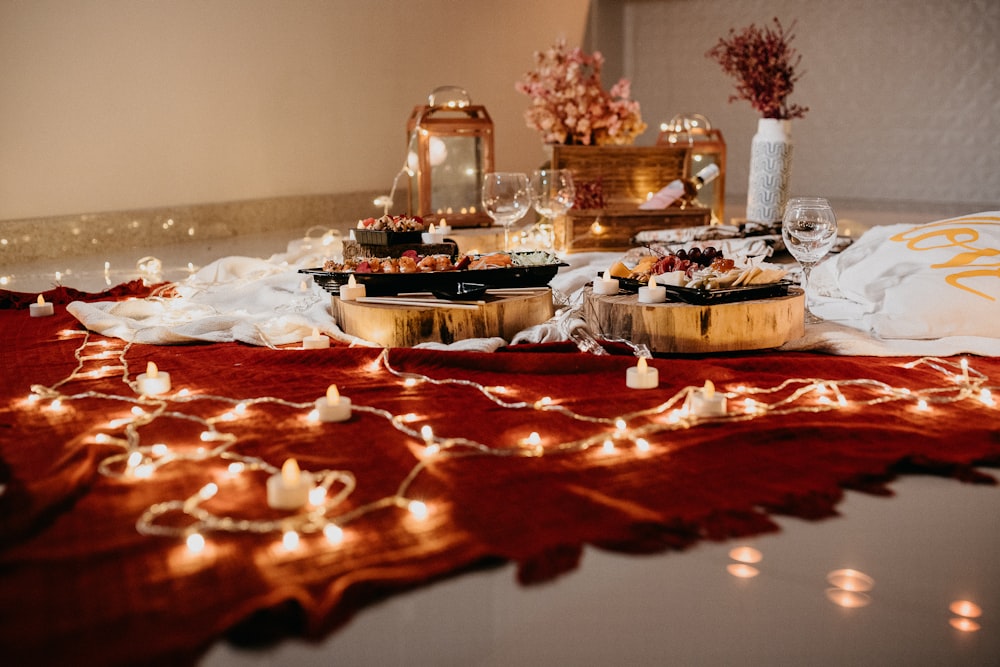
[
  {"xmin": 614, "ymin": 276, "xmax": 794, "ymax": 305},
  {"xmin": 301, "ymin": 258, "xmax": 567, "ymax": 297}
]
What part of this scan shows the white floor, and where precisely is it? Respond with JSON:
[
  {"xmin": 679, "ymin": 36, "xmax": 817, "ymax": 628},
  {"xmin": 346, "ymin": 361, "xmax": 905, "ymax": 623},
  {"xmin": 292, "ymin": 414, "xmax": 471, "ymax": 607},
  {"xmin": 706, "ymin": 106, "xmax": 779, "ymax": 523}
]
[{"xmin": 201, "ymin": 476, "xmax": 1000, "ymax": 667}]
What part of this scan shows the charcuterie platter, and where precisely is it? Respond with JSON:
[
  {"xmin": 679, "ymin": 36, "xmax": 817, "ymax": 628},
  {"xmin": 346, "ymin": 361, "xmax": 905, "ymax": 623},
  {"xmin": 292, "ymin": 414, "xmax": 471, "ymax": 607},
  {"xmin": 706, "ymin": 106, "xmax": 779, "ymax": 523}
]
[
  {"xmin": 584, "ymin": 244, "xmax": 805, "ymax": 353},
  {"xmin": 300, "ymin": 251, "xmax": 566, "ymax": 298}
]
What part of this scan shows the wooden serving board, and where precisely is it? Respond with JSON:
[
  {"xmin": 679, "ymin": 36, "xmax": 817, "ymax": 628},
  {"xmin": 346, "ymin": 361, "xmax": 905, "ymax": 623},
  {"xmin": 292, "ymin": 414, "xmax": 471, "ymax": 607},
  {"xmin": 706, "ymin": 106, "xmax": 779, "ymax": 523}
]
[
  {"xmin": 331, "ymin": 290, "xmax": 554, "ymax": 347},
  {"xmin": 583, "ymin": 286, "xmax": 805, "ymax": 353}
]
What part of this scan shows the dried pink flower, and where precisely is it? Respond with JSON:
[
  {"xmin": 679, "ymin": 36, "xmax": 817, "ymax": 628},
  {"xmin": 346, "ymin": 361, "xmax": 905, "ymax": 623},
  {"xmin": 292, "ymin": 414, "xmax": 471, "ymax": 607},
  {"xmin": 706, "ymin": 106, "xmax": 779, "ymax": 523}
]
[
  {"xmin": 706, "ymin": 18, "xmax": 808, "ymax": 120},
  {"xmin": 515, "ymin": 39, "xmax": 647, "ymax": 146}
]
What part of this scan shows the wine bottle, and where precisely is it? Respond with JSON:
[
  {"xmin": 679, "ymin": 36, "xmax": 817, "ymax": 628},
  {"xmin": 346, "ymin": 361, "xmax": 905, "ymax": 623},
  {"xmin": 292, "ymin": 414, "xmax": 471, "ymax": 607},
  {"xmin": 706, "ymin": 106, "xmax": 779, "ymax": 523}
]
[{"xmin": 639, "ymin": 163, "xmax": 720, "ymax": 210}]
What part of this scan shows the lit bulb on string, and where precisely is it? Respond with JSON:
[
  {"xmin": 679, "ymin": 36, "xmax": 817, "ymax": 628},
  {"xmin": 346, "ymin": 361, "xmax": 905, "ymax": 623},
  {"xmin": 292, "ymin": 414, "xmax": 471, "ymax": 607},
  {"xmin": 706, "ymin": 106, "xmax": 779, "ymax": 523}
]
[
  {"xmin": 408, "ymin": 500, "xmax": 429, "ymax": 520},
  {"xmin": 324, "ymin": 524, "xmax": 344, "ymax": 545},
  {"xmin": 186, "ymin": 532, "xmax": 206, "ymax": 555},
  {"xmin": 282, "ymin": 530, "xmax": 300, "ymax": 551}
]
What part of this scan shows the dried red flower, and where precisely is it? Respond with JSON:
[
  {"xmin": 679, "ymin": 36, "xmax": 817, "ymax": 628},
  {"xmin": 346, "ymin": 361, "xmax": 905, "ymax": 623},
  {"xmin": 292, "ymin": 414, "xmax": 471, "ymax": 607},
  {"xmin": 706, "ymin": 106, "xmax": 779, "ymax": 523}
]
[{"xmin": 706, "ymin": 18, "xmax": 808, "ymax": 120}]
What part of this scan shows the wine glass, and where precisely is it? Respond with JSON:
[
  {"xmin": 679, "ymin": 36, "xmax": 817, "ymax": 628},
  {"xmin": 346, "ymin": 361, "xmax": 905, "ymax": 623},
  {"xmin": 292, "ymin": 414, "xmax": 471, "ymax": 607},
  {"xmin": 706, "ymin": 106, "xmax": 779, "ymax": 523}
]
[
  {"xmin": 782, "ymin": 197, "xmax": 838, "ymax": 324},
  {"xmin": 530, "ymin": 169, "xmax": 576, "ymax": 220},
  {"xmin": 482, "ymin": 172, "xmax": 531, "ymax": 251}
]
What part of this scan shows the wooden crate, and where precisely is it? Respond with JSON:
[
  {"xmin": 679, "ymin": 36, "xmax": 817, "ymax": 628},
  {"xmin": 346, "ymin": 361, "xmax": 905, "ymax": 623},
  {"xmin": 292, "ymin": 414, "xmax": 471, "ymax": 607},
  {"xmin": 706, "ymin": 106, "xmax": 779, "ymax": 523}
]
[
  {"xmin": 557, "ymin": 208, "xmax": 711, "ymax": 252},
  {"xmin": 550, "ymin": 145, "xmax": 711, "ymax": 252}
]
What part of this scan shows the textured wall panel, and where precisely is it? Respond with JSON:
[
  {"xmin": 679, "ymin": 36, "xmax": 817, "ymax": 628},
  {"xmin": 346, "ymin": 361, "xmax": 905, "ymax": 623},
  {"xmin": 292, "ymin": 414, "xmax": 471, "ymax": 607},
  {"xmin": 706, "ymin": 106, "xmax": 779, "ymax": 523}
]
[{"xmin": 614, "ymin": 0, "xmax": 1000, "ymax": 206}]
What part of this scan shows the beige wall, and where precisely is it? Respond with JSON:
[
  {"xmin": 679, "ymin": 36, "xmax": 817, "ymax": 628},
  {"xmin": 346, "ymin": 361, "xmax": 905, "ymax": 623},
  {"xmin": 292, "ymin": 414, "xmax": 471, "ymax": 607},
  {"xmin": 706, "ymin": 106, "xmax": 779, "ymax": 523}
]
[
  {"xmin": 604, "ymin": 0, "xmax": 1000, "ymax": 206},
  {"xmin": 0, "ymin": 0, "xmax": 589, "ymax": 221},
  {"xmin": 4, "ymin": 0, "xmax": 997, "ymax": 225}
]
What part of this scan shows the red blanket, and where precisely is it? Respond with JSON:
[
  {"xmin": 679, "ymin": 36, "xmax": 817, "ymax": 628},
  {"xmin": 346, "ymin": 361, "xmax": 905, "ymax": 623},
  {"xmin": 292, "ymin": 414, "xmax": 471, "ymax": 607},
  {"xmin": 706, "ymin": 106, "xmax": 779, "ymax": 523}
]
[{"xmin": 1, "ymin": 288, "xmax": 998, "ymax": 666}]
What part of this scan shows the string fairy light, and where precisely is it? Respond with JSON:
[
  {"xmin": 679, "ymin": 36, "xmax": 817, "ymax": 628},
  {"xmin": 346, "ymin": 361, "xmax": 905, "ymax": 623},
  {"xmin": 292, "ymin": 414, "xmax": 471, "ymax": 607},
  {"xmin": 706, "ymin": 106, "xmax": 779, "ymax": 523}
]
[{"xmin": 17, "ymin": 328, "xmax": 998, "ymax": 553}]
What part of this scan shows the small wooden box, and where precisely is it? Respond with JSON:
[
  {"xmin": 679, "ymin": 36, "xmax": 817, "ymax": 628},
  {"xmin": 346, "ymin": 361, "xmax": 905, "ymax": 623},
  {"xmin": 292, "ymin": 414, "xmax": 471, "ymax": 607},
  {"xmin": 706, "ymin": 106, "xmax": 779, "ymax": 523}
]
[
  {"xmin": 550, "ymin": 145, "xmax": 711, "ymax": 252},
  {"xmin": 556, "ymin": 208, "xmax": 711, "ymax": 252}
]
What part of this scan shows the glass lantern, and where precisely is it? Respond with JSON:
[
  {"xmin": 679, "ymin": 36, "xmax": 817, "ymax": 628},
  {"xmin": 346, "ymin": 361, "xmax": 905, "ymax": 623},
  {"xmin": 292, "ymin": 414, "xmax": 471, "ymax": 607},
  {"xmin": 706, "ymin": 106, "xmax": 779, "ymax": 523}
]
[
  {"xmin": 657, "ymin": 113, "xmax": 727, "ymax": 224},
  {"xmin": 406, "ymin": 86, "xmax": 494, "ymax": 228}
]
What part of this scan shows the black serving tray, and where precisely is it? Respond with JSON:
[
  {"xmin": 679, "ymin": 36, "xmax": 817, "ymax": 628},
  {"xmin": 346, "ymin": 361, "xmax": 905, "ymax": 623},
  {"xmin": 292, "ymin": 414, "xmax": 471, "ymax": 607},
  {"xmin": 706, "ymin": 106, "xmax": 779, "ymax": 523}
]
[
  {"xmin": 614, "ymin": 276, "xmax": 794, "ymax": 305},
  {"xmin": 302, "ymin": 260, "xmax": 567, "ymax": 298},
  {"xmin": 353, "ymin": 229, "xmax": 424, "ymax": 246}
]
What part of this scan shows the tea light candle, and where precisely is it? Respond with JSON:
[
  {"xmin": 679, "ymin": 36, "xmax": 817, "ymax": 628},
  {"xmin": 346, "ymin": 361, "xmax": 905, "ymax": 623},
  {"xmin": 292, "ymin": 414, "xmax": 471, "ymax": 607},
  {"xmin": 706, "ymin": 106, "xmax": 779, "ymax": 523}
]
[
  {"xmin": 266, "ymin": 458, "xmax": 314, "ymax": 510},
  {"xmin": 302, "ymin": 327, "xmax": 331, "ymax": 349},
  {"xmin": 637, "ymin": 274, "xmax": 667, "ymax": 304},
  {"xmin": 340, "ymin": 274, "xmax": 366, "ymax": 301},
  {"xmin": 626, "ymin": 357, "xmax": 659, "ymax": 389},
  {"xmin": 316, "ymin": 384, "xmax": 352, "ymax": 422},
  {"xmin": 593, "ymin": 268, "xmax": 620, "ymax": 296},
  {"xmin": 690, "ymin": 380, "xmax": 727, "ymax": 417},
  {"xmin": 436, "ymin": 219, "xmax": 452, "ymax": 235},
  {"xmin": 29, "ymin": 294, "xmax": 54, "ymax": 317},
  {"xmin": 136, "ymin": 361, "xmax": 171, "ymax": 396},
  {"xmin": 421, "ymin": 225, "xmax": 444, "ymax": 244}
]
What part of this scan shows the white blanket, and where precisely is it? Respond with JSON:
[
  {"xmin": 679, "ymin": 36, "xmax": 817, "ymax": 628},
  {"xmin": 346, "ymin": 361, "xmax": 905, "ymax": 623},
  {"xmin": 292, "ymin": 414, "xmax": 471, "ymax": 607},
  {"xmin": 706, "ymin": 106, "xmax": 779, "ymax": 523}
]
[
  {"xmin": 67, "ymin": 215, "xmax": 1000, "ymax": 356},
  {"xmin": 804, "ymin": 212, "xmax": 1000, "ymax": 356}
]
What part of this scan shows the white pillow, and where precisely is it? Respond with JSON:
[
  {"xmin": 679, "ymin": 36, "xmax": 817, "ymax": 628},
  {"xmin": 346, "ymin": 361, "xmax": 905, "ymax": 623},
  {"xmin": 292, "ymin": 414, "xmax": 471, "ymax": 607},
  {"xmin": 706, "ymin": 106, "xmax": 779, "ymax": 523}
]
[{"xmin": 812, "ymin": 212, "xmax": 1000, "ymax": 340}]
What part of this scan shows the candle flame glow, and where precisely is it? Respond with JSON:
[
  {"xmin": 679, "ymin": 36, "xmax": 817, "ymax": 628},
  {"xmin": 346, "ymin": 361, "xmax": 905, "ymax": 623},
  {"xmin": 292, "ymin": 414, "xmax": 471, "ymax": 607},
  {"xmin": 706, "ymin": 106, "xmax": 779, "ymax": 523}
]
[
  {"xmin": 729, "ymin": 546, "xmax": 763, "ymax": 564},
  {"xmin": 146, "ymin": 362, "xmax": 158, "ymax": 378},
  {"xmin": 949, "ymin": 617, "xmax": 981, "ymax": 632},
  {"xmin": 36, "ymin": 294, "xmax": 46, "ymax": 305},
  {"xmin": 727, "ymin": 563, "xmax": 760, "ymax": 579},
  {"xmin": 348, "ymin": 274, "xmax": 358, "ymax": 287},
  {"xmin": 327, "ymin": 384, "xmax": 340, "ymax": 403},
  {"xmin": 949, "ymin": 600, "xmax": 982, "ymax": 618},
  {"xmin": 826, "ymin": 568, "xmax": 875, "ymax": 592},
  {"xmin": 825, "ymin": 588, "xmax": 872, "ymax": 608},
  {"xmin": 637, "ymin": 357, "xmax": 648, "ymax": 373},
  {"xmin": 703, "ymin": 380, "xmax": 715, "ymax": 399},
  {"xmin": 281, "ymin": 458, "xmax": 301, "ymax": 484}
]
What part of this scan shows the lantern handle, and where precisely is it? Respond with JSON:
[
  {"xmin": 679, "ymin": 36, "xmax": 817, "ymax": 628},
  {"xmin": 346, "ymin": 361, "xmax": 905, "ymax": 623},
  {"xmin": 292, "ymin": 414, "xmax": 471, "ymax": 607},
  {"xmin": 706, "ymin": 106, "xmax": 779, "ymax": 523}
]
[{"xmin": 427, "ymin": 85, "xmax": 471, "ymax": 109}]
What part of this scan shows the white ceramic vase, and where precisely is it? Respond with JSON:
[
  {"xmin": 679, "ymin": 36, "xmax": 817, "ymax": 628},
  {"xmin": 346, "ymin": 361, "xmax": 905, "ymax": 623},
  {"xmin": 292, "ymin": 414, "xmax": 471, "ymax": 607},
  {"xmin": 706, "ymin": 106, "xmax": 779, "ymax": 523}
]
[{"xmin": 746, "ymin": 118, "xmax": 792, "ymax": 224}]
